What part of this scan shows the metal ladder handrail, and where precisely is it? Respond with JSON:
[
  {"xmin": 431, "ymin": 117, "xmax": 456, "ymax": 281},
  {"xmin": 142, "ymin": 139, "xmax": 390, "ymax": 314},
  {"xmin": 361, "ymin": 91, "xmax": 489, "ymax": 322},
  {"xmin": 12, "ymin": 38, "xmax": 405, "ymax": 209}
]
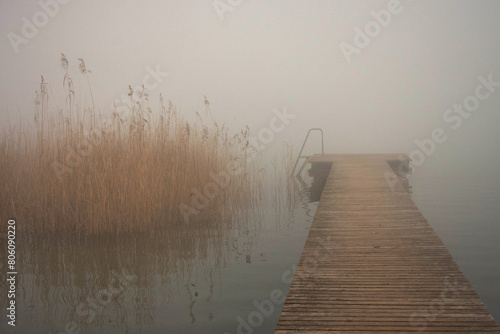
[{"xmin": 291, "ymin": 128, "xmax": 324, "ymax": 178}]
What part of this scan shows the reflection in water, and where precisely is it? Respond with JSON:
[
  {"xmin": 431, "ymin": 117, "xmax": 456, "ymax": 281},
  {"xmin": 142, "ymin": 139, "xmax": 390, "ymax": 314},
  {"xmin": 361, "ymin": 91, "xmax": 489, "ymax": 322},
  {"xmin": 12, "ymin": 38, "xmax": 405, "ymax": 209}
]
[
  {"xmin": 0, "ymin": 167, "xmax": 310, "ymax": 334},
  {"xmin": 388, "ymin": 159, "xmax": 412, "ymax": 194},
  {"xmin": 0, "ymin": 207, "xmax": 264, "ymax": 333},
  {"xmin": 0, "ymin": 160, "xmax": 416, "ymax": 334},
  {"xmin": 307, "ymin": 162, "xmax": 330, "ymax": 202}
]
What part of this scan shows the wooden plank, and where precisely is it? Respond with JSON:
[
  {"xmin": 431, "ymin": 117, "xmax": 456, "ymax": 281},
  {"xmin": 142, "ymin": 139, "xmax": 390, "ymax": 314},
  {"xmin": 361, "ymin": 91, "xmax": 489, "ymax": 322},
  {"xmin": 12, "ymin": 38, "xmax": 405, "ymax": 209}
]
[{"xmin": 275, "ymin": 155, "xmax": 500, "ymax": 333}]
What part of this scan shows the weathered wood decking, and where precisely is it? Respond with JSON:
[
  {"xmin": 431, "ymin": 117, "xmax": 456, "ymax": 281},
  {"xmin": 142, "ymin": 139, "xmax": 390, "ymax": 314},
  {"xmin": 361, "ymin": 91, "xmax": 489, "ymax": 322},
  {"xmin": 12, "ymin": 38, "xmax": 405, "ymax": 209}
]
[{"xmin": 276, "ymin": 154, "xmax": 499, "ymax": 333}]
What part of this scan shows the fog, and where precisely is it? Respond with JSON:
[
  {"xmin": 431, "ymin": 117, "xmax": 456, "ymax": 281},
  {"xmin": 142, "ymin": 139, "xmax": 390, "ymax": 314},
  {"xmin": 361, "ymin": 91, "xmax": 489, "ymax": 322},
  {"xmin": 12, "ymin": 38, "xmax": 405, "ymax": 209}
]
[
  {"xmin": 1, "ymin": 0, "xmax": 500, "ymax": 176},
  {"xmin": 2, "ymin": 2, "xmax": 500, "ymax": 331}
]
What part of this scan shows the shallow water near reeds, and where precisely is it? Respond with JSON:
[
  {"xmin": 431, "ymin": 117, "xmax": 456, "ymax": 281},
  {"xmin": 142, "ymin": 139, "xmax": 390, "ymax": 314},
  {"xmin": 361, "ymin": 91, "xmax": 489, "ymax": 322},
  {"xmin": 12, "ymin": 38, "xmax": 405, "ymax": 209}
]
[
  {"xmin": 1, "ymin": 165, "xmax": 499, "ymax": 333},
  {"xmin": 0, "ymin": 175, "xmax": 320, "ymax": 334}
]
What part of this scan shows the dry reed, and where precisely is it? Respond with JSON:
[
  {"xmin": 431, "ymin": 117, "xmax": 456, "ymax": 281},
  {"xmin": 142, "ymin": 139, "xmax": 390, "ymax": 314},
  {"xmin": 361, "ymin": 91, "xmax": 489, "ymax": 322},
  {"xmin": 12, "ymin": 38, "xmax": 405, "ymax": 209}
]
[{"xmin": 0, "ymin": 57, "xmax": 264, "ymax": 234}]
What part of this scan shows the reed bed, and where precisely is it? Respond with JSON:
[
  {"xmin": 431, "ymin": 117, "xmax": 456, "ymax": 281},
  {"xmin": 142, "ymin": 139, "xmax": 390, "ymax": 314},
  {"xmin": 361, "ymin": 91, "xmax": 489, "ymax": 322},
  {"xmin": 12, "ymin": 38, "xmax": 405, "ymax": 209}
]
[{"xmin": 0, "ymin": 57, "xmax": 265, "ymax": 234}]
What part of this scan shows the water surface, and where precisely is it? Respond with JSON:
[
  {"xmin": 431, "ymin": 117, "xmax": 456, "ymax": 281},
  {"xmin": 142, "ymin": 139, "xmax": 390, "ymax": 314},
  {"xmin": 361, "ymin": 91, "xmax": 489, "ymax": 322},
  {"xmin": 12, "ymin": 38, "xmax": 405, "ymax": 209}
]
[
  {"xmin": 0, "ymin": 181, "xmax": 318, "ymax": 334},
  {"xmin": 1, "ymin": 163, "xmax": 499, "ymax": 333}
]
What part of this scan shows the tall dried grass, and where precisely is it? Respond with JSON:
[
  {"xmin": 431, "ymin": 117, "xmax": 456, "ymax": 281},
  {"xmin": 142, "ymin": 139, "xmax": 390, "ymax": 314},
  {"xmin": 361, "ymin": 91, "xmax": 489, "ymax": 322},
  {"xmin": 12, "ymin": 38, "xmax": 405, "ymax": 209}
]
[{"xmin": 0, "ymin": 57, "xmax": 263, "ymax": 234}]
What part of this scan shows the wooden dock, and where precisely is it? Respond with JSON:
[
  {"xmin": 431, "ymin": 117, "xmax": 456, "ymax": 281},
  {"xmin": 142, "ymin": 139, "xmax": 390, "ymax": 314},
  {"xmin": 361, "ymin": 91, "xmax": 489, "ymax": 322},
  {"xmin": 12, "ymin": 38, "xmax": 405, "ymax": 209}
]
[{"xmin": 276, "ymin": 154, "xmax": 500, "ymax": 333}]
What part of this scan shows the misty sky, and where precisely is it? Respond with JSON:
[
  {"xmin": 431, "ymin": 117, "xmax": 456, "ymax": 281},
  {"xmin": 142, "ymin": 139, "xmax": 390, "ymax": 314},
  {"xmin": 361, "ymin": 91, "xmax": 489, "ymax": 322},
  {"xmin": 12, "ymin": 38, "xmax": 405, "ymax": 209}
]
[{"xmin": 1, "ymin": 0, "xmax": 500, "ymax": 177}]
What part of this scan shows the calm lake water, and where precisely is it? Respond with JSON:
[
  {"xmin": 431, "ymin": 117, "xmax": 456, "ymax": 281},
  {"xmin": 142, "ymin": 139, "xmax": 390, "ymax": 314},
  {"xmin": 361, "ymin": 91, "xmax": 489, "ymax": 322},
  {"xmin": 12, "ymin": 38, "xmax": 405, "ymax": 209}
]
[
  {"xmin": 0, "ymin": 177, "xmax": 319, "ymax": 334},
  {"xmin": 409, "ymin": 168, "xmax": 500, "ymax": 323},
  {"xmin": 1, "ymin": 163, "xmax": 499, "ymax": 333}
]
